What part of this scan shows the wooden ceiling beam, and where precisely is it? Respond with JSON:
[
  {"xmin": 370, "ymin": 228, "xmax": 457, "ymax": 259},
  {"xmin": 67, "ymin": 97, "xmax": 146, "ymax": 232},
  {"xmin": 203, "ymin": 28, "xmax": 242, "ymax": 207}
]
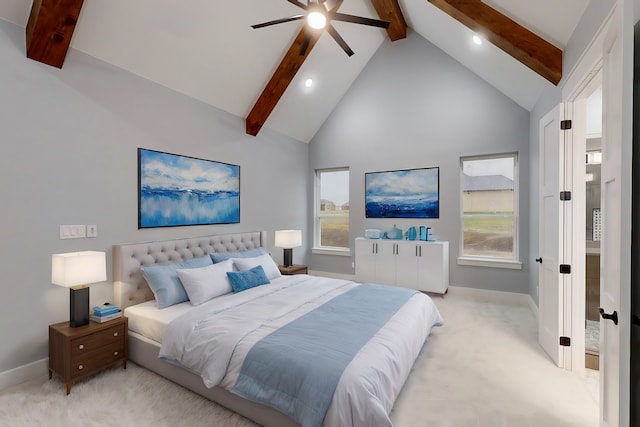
[
  {"xmin": 246, "ymin": 0, "xmax": 347, "ymax": 136},
  {"xmin": 246, "ymin": 0, "xmax": 408, "ymax": 136},
  {"xmin": 26, "ymin": 0, "xmax": 85, "ymax": 68},
  {"xmin": 428, "ymin": 0, "xmax": 562, "ymax": 85},
  {"xmin": 245, "ymin": 28, "xmax": 323, "ymax": 136},
  {"xmin": 370, "ymin": 0, "xmax": 407, "ymax": 41}
]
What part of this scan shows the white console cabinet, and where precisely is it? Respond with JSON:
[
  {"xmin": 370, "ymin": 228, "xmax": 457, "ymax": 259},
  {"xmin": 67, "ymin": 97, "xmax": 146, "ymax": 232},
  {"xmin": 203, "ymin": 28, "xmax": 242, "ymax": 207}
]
[{"xmin": 355, "ymin": 238, "xmax": 449, "ymax": 294}]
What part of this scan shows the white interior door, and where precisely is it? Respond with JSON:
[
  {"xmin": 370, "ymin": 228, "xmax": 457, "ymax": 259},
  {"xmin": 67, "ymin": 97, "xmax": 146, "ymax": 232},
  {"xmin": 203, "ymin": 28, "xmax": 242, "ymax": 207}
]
[
  {"xmin": 599, "ymin": 6, "xmax": 624, "ymax": 425},
  {"xmin": 538, "ymin": 104, "xmax": 566, "ymax": 368}
]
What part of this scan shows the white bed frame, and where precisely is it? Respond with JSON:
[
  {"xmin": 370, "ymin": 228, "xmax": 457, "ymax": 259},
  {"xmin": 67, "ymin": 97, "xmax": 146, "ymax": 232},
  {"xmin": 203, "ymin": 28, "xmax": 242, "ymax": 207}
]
[{"xmin": 113, "ymin": 231, "xmax": 299, "ymax": 427}]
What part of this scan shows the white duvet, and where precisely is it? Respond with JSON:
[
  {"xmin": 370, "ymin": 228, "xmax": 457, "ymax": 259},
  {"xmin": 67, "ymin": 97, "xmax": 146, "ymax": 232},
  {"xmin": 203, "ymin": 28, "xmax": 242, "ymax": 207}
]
[{"xmin": 159, "ymin": 275, "xmax": 443, "ymax": 427}]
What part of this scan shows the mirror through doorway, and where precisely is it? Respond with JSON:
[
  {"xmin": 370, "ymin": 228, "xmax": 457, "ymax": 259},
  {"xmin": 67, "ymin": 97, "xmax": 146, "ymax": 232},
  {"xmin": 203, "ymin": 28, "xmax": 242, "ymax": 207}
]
[{"xmin": 585, "ymin": 86, "xmax": 602, "ymax": 371}]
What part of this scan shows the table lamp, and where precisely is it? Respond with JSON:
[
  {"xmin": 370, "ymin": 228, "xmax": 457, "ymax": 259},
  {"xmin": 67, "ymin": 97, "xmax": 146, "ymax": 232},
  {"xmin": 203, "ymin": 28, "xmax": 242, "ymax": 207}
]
[
  {"xmin": 275, "ymin": 230, "xmax": 302, "ymax": 267},
  {"xmin": 52, "ymin": 251, "xmax": 107, "ymax": 327}
]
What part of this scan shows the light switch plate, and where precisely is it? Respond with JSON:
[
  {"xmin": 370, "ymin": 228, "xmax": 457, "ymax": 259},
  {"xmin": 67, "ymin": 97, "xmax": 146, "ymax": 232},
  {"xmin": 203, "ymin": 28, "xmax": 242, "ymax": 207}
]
[
  {"xmin": 59, "ymin": 225, "xmax": 86, "ymax": 239},
  {"xmin": 87, "ymin": 225, "xmax": 97, "ymax": 238}
]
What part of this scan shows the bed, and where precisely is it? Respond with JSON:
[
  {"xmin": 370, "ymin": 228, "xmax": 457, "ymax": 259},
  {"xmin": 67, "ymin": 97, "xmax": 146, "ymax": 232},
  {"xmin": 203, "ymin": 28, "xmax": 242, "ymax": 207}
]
[{"xmin": 113, "ymin": 231, "xmax": 442, "ymax": 427}]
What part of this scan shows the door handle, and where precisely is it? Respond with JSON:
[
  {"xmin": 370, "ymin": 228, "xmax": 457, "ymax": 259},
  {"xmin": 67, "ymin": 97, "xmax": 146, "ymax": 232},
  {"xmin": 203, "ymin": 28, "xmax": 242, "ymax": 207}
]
[
  {"xmin": 599, "ymin": 308, "xmax": 619, "ymax": 325},
  {"xmin": 535, "ymin": 258, "xmax": 542, "ymax": 263}
]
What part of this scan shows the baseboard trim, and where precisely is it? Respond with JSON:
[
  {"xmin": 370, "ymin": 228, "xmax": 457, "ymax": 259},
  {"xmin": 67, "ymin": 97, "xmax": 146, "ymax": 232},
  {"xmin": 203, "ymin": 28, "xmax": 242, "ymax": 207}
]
[
  {"xmin": 0, "ymin": 358, "xmax": 48, "ymax": 391},
  {"xmin": 526, "ymin": 294, "xmax": 539, "ymax": 320}
]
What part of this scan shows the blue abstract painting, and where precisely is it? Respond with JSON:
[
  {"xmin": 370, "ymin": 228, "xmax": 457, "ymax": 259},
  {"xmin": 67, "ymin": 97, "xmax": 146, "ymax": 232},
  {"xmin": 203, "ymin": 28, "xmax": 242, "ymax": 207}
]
[
  {"xmin": 365, "ymin": 167, "xmax": 439, "ymax": 218},
  {"xmin": 138, "ymin": 149, "xmax": 240, "ymax": 228}
]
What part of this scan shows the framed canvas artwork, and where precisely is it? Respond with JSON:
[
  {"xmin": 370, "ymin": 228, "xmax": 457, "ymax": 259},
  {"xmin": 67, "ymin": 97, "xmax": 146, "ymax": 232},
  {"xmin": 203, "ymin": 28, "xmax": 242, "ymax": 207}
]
[
  {"xmin": 138, "ymin": 148, "xmax": 240, "ymax": 228},
  {"xmin": 365, "ymin": 167, "xmax": 439, "ymax": 218}
]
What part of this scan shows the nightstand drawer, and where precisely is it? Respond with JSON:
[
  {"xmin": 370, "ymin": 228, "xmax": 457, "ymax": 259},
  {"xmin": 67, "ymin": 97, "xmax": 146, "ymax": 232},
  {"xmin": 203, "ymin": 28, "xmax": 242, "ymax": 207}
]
[
  {"xmin": 71, "ymin": 341, "xmax": 125, "ymax": 376},
  {"xmin": 70, "ymin": 323, "xmax": 125, "ymax": 354},
  {"xmin": 49, "ymin": 317, "xmax": 128, "ymax": 394}
]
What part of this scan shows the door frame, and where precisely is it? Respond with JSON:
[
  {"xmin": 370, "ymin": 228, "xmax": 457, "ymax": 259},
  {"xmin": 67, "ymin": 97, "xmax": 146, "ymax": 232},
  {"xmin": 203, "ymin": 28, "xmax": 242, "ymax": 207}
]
[
  {"xmin": 559, "ymin": 2, "xmax": 632, "ymax": 425},
  {"xmin": 560, "ymin": 2, "xmax": 613, "ymax": 377},
  {"xmin": 561, "ymin": 70, "xmax": 601, "ymax": 374}
]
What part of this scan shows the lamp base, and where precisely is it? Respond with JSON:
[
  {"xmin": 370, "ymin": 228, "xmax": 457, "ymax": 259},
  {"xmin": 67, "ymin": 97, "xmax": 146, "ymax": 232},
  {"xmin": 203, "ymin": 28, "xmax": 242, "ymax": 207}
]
[
  {"xmin": 70, "ymin": 286, "xmax": 89, "ymax": 328},
  {"xmin": 283, "ymin": 248, "xmax": 293, "ymax": 268}
]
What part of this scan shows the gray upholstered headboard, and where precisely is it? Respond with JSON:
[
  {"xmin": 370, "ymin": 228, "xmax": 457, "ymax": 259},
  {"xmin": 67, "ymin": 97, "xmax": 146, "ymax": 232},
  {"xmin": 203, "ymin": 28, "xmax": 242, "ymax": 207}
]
[{"xmin": 113, "ymin": 231, "xmax": 267, "ymax": 309}]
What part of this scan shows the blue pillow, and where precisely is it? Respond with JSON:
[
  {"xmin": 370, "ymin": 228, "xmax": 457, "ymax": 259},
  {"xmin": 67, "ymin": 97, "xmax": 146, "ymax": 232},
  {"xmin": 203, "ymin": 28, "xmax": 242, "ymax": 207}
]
[
  {"xmin": 210, "ymin": 247, "xmax": 266, "ymax": 263},
  {"xmin": 226, "ymin": 265, "xmax": 270, "ymax": 293},
  {"xmin": 141, "ymin": 255, "xmax": 213, "ymax": 308}
]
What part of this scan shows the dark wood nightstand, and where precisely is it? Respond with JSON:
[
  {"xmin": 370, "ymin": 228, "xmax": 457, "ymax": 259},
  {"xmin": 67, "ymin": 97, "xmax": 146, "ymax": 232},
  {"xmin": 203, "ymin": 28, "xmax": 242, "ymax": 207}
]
[
  {"xmin": 278, "ymin": 264, "xmax": 308, "ymax": 275},
  {"xmin": 49, "ymin": 317, "xmax": 128, "ymax": 394}
]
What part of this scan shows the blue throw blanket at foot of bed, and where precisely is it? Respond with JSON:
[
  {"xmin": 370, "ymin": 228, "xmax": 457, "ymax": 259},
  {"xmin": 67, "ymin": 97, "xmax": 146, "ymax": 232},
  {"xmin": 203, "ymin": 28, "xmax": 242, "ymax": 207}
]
[{"xmin": 232, "ymin": 283, "xmax": 418, "ymax": 427}]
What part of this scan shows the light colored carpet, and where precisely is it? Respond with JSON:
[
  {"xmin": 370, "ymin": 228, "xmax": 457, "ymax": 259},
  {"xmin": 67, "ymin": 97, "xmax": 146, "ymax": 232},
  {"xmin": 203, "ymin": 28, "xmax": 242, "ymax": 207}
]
[{"xmin": 0, "ymin": 287, "xmax": 599, "ymax": 427}]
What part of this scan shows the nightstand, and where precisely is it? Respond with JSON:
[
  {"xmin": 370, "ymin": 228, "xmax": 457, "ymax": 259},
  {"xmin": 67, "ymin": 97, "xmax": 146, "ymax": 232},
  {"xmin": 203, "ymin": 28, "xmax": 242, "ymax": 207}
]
[
  {"xmin": 49, "ymin": 317, "xmax": 128, "ymax": 394},
  {"xmin": 278, "ymin": 264, "xmax": 308, "ymax": 275}
]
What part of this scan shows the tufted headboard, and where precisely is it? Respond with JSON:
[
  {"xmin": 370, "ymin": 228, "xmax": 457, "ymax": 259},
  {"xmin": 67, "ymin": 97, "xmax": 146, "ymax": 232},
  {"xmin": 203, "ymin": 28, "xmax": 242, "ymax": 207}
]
[{"xmin": 113, "ymin": 231, "xmax": 267, "ymax": 309}]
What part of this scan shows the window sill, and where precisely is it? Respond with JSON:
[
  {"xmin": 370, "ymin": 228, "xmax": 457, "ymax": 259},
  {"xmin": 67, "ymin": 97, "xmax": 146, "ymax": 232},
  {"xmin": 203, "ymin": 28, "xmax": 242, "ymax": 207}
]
[
  {"xmin": 311, "ymin": 247, "xmax": 352, "ymax": 257},
  {"xmin": 457, "ymin": 256, "xmax": 523, "ymax": 270}
]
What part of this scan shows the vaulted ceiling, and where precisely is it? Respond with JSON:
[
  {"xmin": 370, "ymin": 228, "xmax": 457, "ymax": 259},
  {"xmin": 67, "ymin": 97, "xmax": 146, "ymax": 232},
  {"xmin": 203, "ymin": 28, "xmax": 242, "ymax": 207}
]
[{"xmin": 1, "ymin": 0, "xmax": 589, "ymax": 142}]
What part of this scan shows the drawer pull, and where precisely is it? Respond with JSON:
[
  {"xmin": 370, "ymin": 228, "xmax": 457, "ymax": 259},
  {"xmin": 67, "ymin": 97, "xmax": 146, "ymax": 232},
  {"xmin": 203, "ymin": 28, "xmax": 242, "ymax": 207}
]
[
  {"xmin": 114, "ymin": 351, "xmax": 118, "ymax": 356},
  {"xmin": 113, "ymin": 332, "xmax": 118, "ymax": 337},
  {"xmin": 78, "ymin": 344, "xmax": 84, "ymax": 350},
  {"xmin": 78, "ymin": 365, "xmax": 84, "ymax": 370}
]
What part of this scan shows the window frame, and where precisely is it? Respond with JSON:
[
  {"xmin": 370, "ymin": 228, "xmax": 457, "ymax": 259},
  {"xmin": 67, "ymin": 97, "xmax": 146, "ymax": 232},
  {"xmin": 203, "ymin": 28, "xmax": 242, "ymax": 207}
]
[
  {"xmin": 458, "ymin": 153, "xmax": 522, "ymax": 270},
  {"xmin": 312, "ymin": 167, "xmax": 351, "ymax": 256}
]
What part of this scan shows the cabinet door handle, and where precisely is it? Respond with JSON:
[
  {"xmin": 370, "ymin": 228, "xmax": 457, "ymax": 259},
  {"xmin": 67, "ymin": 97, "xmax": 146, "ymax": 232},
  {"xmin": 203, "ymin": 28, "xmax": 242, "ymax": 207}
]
[
  {"xmin": 419, "ymin": 246, "xmax": 422, "ymax": 257},
  {"xmin": 114, "ymin": 351, "xmax": 118, "ymax": 356},
  {"xmin": 78, "ymin": 365, "xmax": 84, "ymax": 370},
  {"xmin": 113, "ymin": 332, "xmax": 118, "ymax": 337},
  {"xmin": 78, "ymin": 344, "xmax": 84, "ymax": 350}
]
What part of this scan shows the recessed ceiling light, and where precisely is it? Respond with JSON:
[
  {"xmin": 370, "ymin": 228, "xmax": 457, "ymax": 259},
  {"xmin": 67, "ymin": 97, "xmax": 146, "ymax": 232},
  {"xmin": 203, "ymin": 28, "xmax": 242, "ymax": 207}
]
[
  {"xmin": 472, "ymin": 35, "xmax": 483, "ymax": 45},
  {"xmin": 305, "ymin": 78, "xmax": 313, "ymax": 88}
]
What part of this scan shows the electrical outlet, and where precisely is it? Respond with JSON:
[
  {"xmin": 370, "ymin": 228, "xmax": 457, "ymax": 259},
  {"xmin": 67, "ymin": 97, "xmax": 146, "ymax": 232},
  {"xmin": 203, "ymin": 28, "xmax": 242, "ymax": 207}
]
[{"xmin": 87, "ymin": 225, "xmax": 98, "ymax": 238}]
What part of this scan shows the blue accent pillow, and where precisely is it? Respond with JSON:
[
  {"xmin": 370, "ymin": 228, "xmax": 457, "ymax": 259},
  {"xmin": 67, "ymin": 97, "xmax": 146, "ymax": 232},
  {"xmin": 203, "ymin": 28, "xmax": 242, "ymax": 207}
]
[
  {"xmin": 210, "ymin": 247, "xmax": 266, "ymax": 263},
  {"xmin": 141, "ymin": 255, "xmax": 213, "ymax": 309},
  {"xmin": 226, "ymin": 265, "xmax": 270, "ymax": 293}
]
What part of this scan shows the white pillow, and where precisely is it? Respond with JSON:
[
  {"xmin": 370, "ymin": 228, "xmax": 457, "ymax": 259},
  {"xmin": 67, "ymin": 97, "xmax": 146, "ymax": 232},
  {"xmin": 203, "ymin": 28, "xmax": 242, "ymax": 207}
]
[
  {"xmin": 176, "ymin": 258, "xmax": 234, "ymax": 305},
  {"xmin": 232, "ymin": 253, "xmax": 282, "ymax": 280}
]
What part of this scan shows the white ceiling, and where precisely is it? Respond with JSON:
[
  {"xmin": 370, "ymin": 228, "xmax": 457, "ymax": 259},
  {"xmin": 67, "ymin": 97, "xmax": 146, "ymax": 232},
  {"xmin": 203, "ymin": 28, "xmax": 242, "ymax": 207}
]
[{"xmin": 0, "ymin": 0, "xmax": 589, "ymax": 142}]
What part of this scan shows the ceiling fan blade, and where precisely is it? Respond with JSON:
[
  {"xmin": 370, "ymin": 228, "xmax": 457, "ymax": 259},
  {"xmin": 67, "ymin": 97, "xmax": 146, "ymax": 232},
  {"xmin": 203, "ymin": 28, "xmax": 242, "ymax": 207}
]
[
  {"xmin": 318, "ymin": 0, "xmax": 341, "ymax": 12},
  {"xmin": 251, "ymin": 15, "xmax": 305, "ymax": 29},
  {"xmin": 299, "ymin": 33, "xmax": 311, "ymax": 56},
  {"xmin": 329, "ymin": 12, "xmax": 390, "ymax": 29},
  {"xmin": 287, "ymin": 0, "xmax": 308, "ymax": 10},
  {"xmin": 326, "ymin": 24, "xmax": 354, "ymax": 57}
]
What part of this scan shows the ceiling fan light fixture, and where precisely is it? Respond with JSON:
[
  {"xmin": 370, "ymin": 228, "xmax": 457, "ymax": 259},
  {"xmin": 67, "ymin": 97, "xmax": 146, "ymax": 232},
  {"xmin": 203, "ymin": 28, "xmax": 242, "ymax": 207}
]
[{"xmin": 307, "ymin": 11, "xmax": 327, "ymax": 29}]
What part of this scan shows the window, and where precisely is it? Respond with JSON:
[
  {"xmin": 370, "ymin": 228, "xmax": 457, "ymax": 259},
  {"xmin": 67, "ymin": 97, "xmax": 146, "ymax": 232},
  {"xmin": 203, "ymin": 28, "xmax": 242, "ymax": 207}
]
[
  {"xmin": 314, "ymin": 168, "xmax": 350, "ymax": 254},
  {"xmin": 459, "ymin": 153, "xmax": 521, "ymax": 269}
]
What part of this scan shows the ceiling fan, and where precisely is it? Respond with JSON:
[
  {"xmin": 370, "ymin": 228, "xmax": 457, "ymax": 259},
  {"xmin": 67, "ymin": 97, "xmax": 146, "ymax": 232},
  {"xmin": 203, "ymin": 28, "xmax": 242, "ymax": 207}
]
[{"xmin": 251, "ymin": 0, "xmax": 390, "ymax": 57}]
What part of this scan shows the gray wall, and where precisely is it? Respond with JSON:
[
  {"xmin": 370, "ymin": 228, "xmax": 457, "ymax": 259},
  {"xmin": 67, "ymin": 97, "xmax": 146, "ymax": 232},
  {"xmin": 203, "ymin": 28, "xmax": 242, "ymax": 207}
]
[
  {"xmin": 0, "ymin": 20, "xmax": 308, "ymax": 374},
  {"xmin": 309, "ymin": 30, "xmax": 531, "ymax": 293},
  {"xmin": 527, "ymin": 0, "xmax": 616, "ymax": 305}
]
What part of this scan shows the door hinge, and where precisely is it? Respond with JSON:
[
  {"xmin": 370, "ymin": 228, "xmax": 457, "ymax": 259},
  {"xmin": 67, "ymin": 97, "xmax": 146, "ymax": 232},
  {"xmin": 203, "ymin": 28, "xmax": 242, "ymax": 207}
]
[
  {"xmin": 560, "ymin": 336, "xmax": 571, "ymax": 346},
  {"xmin": 560, "ymin": 120, "xmax": 572, "ymax": 130},
  {"xmin": 560, "ymin": 264, "xmax": 571, "ymax": 274},
  {"xmin": 560, "ymin": 191, "xmax": 572, "ymax": 201}
]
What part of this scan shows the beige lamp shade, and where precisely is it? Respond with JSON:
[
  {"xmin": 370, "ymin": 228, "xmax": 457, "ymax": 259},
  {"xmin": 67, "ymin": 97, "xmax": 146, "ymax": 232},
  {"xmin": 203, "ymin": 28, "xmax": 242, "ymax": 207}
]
[
  {"xmin": 275, "ymin": 230, "xmax": 302, "ymax": 248},
  {"xmin": 52, "ymin": 251, "xmax": 107, "ymax": 287}
]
